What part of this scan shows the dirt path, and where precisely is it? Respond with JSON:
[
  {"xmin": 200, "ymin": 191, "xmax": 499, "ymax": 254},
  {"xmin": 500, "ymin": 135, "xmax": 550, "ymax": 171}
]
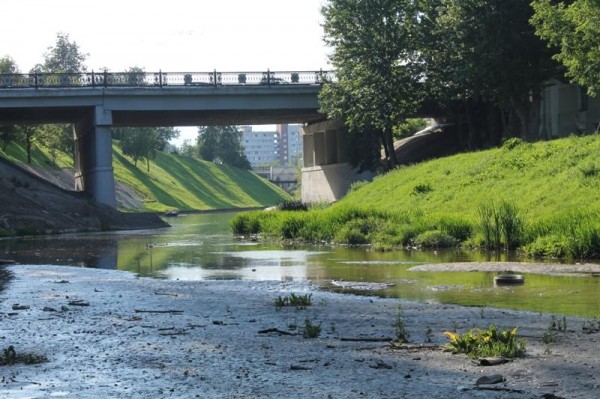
[{"xmin": 1, "ymin": 265, "xmax": 598, "ymax": 398}]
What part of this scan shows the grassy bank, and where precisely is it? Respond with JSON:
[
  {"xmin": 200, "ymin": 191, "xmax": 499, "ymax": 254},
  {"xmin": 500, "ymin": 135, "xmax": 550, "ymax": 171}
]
[
  {"xmin": 233, "ymin": 135, "xmax": 600, "ymax": 259},
  {"xmin": 0, "ymin": 141, "xmax": 289, "ymax": 212}
]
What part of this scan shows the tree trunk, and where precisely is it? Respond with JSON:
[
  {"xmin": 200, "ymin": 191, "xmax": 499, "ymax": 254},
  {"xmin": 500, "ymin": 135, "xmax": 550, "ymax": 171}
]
[
  {"xmin": 147, "ymin": 158, "xmax": 150, "ymax": 172},
  {"xmin": 510, "ymin": 93, "xmax": 540, "ymax": 142},
  {"xmin": 26, "ymin": 133, "xmax": 32, "ymax": 164},
  {"xmin": 384, "ymin": 129, "xmax": 398, "ymax": 168}
]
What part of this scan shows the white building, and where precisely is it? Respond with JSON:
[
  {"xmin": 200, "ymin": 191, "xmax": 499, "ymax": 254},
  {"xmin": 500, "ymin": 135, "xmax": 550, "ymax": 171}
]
[{"xmin": 242, "ymin": 124, "xmax": 304, "ymax": 169}]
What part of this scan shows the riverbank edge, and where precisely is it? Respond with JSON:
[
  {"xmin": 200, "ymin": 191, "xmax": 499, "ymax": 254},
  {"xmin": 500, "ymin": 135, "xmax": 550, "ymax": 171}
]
[{"xmin": 1, "ymin": 264, "xmax": 598, "ymax": 398}]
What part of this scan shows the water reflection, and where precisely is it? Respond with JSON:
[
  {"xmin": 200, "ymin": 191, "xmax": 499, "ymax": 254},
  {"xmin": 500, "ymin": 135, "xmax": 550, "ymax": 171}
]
[{"xmin": 1, "ymin": 211, "xmax": 599, "ymax": 317}]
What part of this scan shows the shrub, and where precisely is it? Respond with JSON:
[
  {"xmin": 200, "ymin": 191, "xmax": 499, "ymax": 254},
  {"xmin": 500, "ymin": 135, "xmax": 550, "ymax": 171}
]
[
  {"xmin": 437, "ymin": 216, "xmax": 473, "ymax": 241},
  {"xmin": 414, "ymin": 230, "xmax": 456, "ymax": 248},
  {"xmin": 278, "ymin": 199, "xmax": 308, "ymax": 211}
]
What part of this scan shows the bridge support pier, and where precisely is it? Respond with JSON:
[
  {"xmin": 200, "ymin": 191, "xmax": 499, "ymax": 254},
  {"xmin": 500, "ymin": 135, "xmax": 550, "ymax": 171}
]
[
  {"xmin": 301, "ymin": 119, "xmax": 372, "ymax": 203},
  {"xmin": 74, "ymin": 106, "xmax": 116, "ymax": 208}
]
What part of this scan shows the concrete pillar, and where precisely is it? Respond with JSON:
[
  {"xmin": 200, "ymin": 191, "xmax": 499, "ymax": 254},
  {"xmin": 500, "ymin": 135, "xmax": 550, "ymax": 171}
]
[
  {"xmin": 325, "ymin": 129, "xmax": 338, "ymax": 164},
  {"xmin": 74, "ymin": 106, "xmax": 116, "ymax": 208},
  {"xmin": 302, "ymin": 134, "xmax": 314, "ymax": 167}
]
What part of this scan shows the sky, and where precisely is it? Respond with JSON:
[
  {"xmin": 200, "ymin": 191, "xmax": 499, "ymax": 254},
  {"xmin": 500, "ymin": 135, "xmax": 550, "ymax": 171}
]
[{"xmin": 1, "ymin": 0, "xmax": 331, "ymax": 144}]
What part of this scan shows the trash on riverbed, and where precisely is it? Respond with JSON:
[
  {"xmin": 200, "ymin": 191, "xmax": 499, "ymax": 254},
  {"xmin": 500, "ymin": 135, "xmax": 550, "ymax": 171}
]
[{"xmin": 330, "ymin": 281, "xmax": 395, "ymax": 291}]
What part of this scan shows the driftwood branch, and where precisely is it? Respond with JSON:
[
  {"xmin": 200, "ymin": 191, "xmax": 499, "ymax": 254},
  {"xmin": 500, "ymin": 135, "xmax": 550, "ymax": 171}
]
[
  {"xmin": 258, "ymin": 328, "xmax": 296, "ymax": 336},
  {"xmin": 340, "ymin": 337, "xmax": 393, "ymax": 342},
  {"xmin": 134, "ymin": 309, "xmax": 183, "ymax": 314}
]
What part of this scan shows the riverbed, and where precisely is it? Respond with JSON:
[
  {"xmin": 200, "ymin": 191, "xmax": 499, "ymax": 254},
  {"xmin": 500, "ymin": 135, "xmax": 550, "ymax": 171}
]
[{"xmin": 1, "ymin": 265, "xmax": 599, "ymax": 398}]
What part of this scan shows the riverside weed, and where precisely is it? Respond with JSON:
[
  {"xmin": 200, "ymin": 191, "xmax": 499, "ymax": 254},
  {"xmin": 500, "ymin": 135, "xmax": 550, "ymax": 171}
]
[
  {"xmin": 274, "ymin": 293, "xmax": 312, "ymax": 310},
  {"xmin": 303, "ymin": 318, "xmax": 322, "ymax": 338},
  {"xmin": 444, "ymin": 325, "xmax": 526, "ymax": 359},
  {"xmin": 394, "ymin": 304, "xmax": 410, "ymax": 343}
]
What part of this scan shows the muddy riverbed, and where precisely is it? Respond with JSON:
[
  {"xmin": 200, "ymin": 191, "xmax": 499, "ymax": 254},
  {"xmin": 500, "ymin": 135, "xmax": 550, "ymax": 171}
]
[{"xmin": 1, "ymin": 265, "xmax": 599, "ymax": 398}]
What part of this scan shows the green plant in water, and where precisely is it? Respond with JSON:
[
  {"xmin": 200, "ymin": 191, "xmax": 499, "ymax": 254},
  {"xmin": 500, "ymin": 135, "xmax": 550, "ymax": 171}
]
[
  {"xmin": 394, "ymin": 304, "xmax": 410, "ymax": 343},
  {"xmin": 478, "ymin": 201, "xmax": 524, "ymax": 250},
  {"xmin": 444, "ymin": 325, "xmax": 526, "ymax": 359},
  {"xmin": 303, "ymin": 318, "xmax": 322, "ymax": 338}
]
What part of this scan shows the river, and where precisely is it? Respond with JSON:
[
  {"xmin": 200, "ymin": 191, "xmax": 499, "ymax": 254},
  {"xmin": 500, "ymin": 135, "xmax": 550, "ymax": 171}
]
[{"xmin": 1, "ymin": 211, "xmax": 599, "ymax": 317}]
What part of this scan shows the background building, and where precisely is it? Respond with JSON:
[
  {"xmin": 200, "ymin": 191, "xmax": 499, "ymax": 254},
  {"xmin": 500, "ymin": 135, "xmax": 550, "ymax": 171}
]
[{"xmin": 242, "ymin": 124, "xmax": 303, "ymax": 169}]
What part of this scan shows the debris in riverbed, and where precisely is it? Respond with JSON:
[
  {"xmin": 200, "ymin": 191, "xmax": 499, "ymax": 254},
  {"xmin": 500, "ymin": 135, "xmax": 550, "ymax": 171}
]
[
  {"xmin": 68, "ymin": 300, "xmax": 90, "ymax": 306},
  {"xmin": 476, "ymin": 374, "xmax": 506, "ymax": 385},
  {"xmin": 11, "ymin": 304, "xmax": 30, "ymax": 310},
  {"xmin": 330, "ymin": 281, "xmax": 394, "ymax": 291}
]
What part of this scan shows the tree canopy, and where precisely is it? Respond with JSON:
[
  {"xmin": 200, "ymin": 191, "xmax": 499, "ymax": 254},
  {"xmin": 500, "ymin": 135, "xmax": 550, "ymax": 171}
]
[
  {"xmin": 320, "ymin": 0, "xmax": 563, "ymax": 169},
  {"xmin": 115, "ymin": 127, "xmax": 180, "ymax": 171},
  {"xmin": 40, "ymin": 32, "xmax": 88, "ymax": 73},
  {"xmin": 320, "ymin": 0, "xmax": 423, "ymax": 170},
  {"xmin": 196, "ymin": 126, "xmax": 251, "ymax": 169},
  {"xmin": 531, "ymin": 0, "xmax": 600, "ymax": 95}
]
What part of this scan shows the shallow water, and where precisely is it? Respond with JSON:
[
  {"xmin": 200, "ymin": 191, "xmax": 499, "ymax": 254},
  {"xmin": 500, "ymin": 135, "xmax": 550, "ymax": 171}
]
[{"xmin": 1, "ymin": 211, "xmax": 599, "ymax": 317}]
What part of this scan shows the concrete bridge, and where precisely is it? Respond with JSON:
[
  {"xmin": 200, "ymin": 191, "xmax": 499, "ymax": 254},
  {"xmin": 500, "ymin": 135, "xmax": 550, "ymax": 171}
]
[{"xmin": 0, "ymin": 70, "xmax": 333, "ymax": 207}]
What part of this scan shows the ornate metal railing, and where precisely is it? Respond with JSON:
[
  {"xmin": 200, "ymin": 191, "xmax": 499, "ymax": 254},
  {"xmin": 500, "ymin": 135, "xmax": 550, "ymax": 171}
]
[{"xmin": 0, "ymin": 70, "xmax": 336, "ymax": 89}]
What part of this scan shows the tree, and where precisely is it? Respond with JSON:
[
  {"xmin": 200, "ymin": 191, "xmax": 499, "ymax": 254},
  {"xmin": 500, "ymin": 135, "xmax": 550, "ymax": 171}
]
[
  {"xmin": 196, "ymin": 126, "xmax": 251, "ymax": 169},
  {"xmin": 115, "ymin": 127, "xmax": 180, "ymax": 171},
  {"xmin": 423, "ymin": 0, "xmax": 557, "ymax": 143},
  {"xmin": 42, "ymin": 32, "xmax": 88, "ymax": 73},
  {"xmin": 531, "ymin": 0, "xmax": 600, "ymax": 95},
  {"xmin": 0, "ymin": 56, "xmax": 20, "ymax": 150},
  {"xmin": 320, "ymin": 0, "xmax": 424, "ymax": 170},
  {"xmin": 0, "ymin": 55, "xmax": 19, "ymax": 74}
]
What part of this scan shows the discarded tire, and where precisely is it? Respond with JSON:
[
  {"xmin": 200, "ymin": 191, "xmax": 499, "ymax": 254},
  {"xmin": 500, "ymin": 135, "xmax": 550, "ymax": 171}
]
[{"xmin": 494, "ymin": 274, "xmax": 524, "ymax": 285}]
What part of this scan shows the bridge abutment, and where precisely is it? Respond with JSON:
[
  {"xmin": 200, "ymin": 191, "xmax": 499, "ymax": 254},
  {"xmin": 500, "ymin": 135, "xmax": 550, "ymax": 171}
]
[
  {"xmin": 301, "ymin": 119, "xmax": 372, "ymax": 203},
  {"xmin": 74, "ymin": 106, "xmax": 117, "ymax": 208}
]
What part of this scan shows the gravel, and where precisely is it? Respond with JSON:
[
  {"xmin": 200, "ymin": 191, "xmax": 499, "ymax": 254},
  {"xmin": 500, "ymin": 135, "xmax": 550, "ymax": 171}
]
[{"xmin": 1, "ymin": 265, "xmax": 598, "ymax": 398}]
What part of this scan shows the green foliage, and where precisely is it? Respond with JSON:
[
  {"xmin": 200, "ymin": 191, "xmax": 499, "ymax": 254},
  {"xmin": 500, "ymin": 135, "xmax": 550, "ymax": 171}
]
[
  {"xmin": 478, "ymin": 201, "xmax": 524, "ymax": 250},
  {"xmin": 393, "ymin": 118, "xmax": 430, "ymax": 140},
  {"xmin": 274, "ymin": 293, "xmax": 313, "ymax": 310},
  {"xmin": 502, "ymin": 137, "xmax": 526, "ymax": 150},
  {"xmin": 444, "ymin": 325, "xmax": 526, "ymax": 359},
  {"xmin": 412, "ymin": 183, "xmax": 433, "ymax": 195},
  {"xmin": 197, "ymin": 126, "xmax": 251, "ymax": 169},
  {"xmin": 277, "ymin": 199, "xmax": 308, "ymax": 211},
  {"xmin": 234, "ymin": 135, "xmax": 600, "ymax": 259},
  {"xmin": 41, "ymin": 32, "xmax": 88, "ymax": 73},
  {"xmin": 320, "ymin": 0, "xmax": 423, "ymax": 168},
  {"xmin": 114, "ymin": 127, "xmax": 179, "ymax": 172},
  {"xmin": 413, "ymin": 230, "xmax": 456, "ymax": 248},
  {"xmin": 532, "ymin": 0, "xmax": 600, "ymax": 95},
  {"xmin": 303, "ymin": 318, "xmax": 322, "ymax": 338}
]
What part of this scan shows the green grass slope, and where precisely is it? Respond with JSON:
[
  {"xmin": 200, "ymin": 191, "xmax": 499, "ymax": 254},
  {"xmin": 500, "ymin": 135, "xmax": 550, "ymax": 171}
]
[
  {"xmin": 340, "ymin": 135, "xmax": 600, "ymax": 219},
  {"xmin": 0, "ymin": 141, "xmax": 289, "ymax": 212},
  {"xmin": 233, "ymin": 136, "xmax": 600, "ymax": 259},
  {"xmin": 112, "ymin": 145, "xmax": 289, "ymax": 212}
]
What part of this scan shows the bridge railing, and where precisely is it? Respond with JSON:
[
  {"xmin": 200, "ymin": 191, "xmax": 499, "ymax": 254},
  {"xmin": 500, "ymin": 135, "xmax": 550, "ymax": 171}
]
[{"xmin": 0, "ymin": 70, "xmax": 336, "ymax": 89}]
